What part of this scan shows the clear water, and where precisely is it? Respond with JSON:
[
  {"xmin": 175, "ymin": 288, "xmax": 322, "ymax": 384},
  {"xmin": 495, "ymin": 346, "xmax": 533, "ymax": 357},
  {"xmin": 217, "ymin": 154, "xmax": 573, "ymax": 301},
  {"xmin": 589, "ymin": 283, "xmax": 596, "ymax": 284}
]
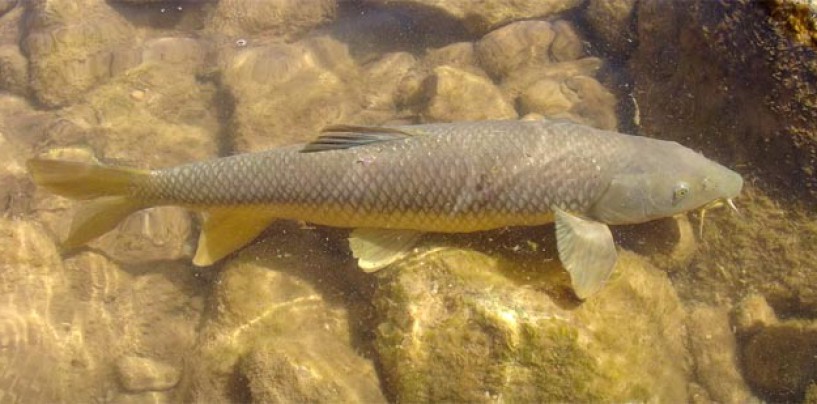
[{"xmin": 1, "ymin": 0, "xmax": 816, "ymax": 402}]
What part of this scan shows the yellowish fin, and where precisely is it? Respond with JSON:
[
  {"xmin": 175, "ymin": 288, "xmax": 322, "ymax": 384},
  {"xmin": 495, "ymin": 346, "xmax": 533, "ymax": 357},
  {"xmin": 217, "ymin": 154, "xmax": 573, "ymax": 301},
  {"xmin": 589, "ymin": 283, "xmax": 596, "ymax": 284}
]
[
  {"xmin": 193, "ymin": 208, "xmax": 277, "ymax": 266},
  {"xmin": 349, "ymin": 228, "xmax": 422, "ymax": 272},
  {"xmin": 27, "ymin": 158, "xmax": 147, "ymax": 200},
  {"xmin": 27, "ymin": 158, "xmax": 149, "ymax": 249}
]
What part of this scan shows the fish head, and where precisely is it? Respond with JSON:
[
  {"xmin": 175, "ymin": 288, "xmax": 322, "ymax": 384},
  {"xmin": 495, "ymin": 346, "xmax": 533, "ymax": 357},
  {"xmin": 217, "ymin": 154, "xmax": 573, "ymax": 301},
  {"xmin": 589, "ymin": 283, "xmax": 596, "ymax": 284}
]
[{"xmin": 588, "ymin": 139, "xmax": 743, "ymax": 225}]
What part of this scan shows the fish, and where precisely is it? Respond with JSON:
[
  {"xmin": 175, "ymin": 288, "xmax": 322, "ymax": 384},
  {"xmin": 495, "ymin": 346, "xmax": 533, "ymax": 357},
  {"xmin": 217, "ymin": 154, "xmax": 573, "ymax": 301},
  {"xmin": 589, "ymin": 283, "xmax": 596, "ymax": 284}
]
[{"xmin": 27, "ymin": 119, "xmax": 743, "ymax": 299}]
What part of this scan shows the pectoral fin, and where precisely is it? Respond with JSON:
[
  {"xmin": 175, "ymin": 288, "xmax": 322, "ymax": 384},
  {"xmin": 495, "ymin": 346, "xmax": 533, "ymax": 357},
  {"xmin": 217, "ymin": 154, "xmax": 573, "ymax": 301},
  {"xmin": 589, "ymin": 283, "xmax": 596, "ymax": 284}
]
[
  {"xmin": 554, "ymin": 207, "xmax": 618, "ymax": 299},
  {"xmin": 349, "ymin": 228, "xmax": 422, "ymax": 272},
  {"xmin": 193, "ymin": 209, "xmax": 277, "ymax": 266}
]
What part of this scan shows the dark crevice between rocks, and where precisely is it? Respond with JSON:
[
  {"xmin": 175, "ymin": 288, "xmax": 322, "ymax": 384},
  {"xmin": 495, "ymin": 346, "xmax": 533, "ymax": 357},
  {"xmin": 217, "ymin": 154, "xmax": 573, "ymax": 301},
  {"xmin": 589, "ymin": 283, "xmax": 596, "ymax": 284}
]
[
  {"xmin": 197, "ymin": 70, "xmax": 238, "ymax": 157},
  {"xmin": 105, "ymin": 0, "xmax": 211, "ymax": 30},
  {"xmin": 326, "ymin": 0, "xmax": 472, "ymax": 62}
]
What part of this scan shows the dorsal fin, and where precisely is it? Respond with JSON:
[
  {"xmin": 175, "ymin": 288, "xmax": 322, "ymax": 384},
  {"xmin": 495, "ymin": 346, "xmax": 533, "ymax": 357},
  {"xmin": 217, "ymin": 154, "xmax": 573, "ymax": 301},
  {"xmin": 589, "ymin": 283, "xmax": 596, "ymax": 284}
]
[{"xmin": 300, "ymin": 125, "xmax": 414, "ymax": 153}]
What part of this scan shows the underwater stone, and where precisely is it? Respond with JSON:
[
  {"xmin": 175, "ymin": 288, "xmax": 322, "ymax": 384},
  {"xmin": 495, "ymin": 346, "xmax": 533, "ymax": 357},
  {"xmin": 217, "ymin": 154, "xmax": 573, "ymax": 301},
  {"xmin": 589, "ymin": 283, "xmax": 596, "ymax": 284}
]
[
  {"xmin": 422, "ymin": 65, "xmax": 517, "ymax": 122},
  {"xmin": 116, "ymin": 356, "xmax": 181, "ymax": 392},
  {"xmin": 742, "ymin": 320, "xmax": 817, "ymax": 401},
  {"xmin": 518, "ymin": 75, "xmax": 618, "ymax": 130},
  {"xmin": 0, "ymin": 44, "xmax": 29, "ymax": 96},
  {"xmin": 0, "ymin": 131, "xmax": 26, "ymax": 215},
  {"xmin": 387, "ymin": 0, "xmax": 582, "ymax": 35},
  {"xmin": 424, "ymin": 41, "xmax": 479, "ymax": 71},
  {"xmin": 373, "ymin": 248, "xmax": 690, "ymax": 402},
  {"xmin": 0, "ymin": 0, "xmax": 16, "ymax": 16},
  {"xmin": 476, "ymin": 21, "xmax": 556, "ymax": 79},
  {"xmin": 208, "ymin": 0, "xmax": 336, "ymax": 39},
  {"xmin": 90, "ymin": 207, "xmax": 194, "ymax": 265},
  {"xmin": 362, "ymin": 51, "xmax": 418, "ymax": 111},
  {"xmin": 240, "ymin": 339, "xmax": 386, "ymax": 403},
  {"xmin": 686, "ymin": 305, "xmax": 755, "ymax": 402},
  {"xmin": 583, "ymin": 0, "xmax": 637, "ymax": 55},
  {"xmin": 22, "ymin": 0, "xmax": 139, "ymax": 107},
  {"xmin": 223, "ymin": 36, "xmax": 365, "ymax": 152},
  {"xmin": 183, "ymin": 226, "xmax": 383, "ymax": 402},
  {"xmin": 733, "ymin": 293, "xmax": 778, "ymax": 337}
]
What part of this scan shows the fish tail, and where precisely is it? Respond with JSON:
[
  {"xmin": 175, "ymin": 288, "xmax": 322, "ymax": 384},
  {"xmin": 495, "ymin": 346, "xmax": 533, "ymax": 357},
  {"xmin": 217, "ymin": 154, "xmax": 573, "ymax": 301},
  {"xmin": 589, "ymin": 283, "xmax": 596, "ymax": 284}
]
[{"xmin": 27, "ymin": 158, "xmax": 151, "ymax": 249}]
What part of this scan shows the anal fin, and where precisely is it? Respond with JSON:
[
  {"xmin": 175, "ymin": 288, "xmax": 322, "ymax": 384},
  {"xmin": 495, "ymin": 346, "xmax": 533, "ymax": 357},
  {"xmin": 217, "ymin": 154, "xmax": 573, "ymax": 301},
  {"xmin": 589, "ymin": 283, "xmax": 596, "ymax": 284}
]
[
  {"xmin": 349, "ymin": 228, "xmax": 422, "ymax": 272},
  {"xmin": 193, "ymin": 208, "xmax": 277, "ymax": 266},
  {"xmin": 554, "ymin": 207, "xmax": 618, "ymax": 299}
]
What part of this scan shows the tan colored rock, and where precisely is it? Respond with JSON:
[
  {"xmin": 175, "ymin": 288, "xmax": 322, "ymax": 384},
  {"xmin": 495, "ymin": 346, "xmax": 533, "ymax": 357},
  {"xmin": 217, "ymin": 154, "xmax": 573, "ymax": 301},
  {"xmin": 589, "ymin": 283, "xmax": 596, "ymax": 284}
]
[
  {"xmin": 116, "ymin": 356, "xmax": 181, "ymax": 393},
  {"xmin": 23, "ymin": 0, "xmax": 139, "ymax": 107},
  {"xmin": 241, "ymin": 339, "xmax": 386, "ymax": 403},
  {"xmin": 183, "ymin": 224, "xmax": 384, "ymax": 402},
  {"xmin": 0, "ymin": 44, "xmax": 28, "ymax": 96},
  {"xmin": 686, "ymin": 305, "xmax": 754, "ymax": 402},
  {"xmin": 374, "ymin": 248, "xmax": 690, "ymax": 402},
  {"xmin": 476, "ymin": 21, "xmax": 555, "ymax": 79},
  {"xmin": 387, "ymin": 0, "xmax": 582, "ymax": 35},
  {"xmin": 209, "ymin": 0, "xmax": 336, "ymax": 39},
  {"xmin": 422, "ymin": 65, "xmax": 517, "ymax": 122},
  {"xmin": 362, "ymin": 51, "xmax": 418, "ymax": 111},
  {"xmin": 0, "ymin": 218, "xmax": 74, "ymax": 402},
  {"xmin": 142, "ymin": 37, "xmax": 206, "ymax": 68},
  {"xmin": 519, "ymin": 75, "xmax": 617, "ymax": 130},
  {"xmin": 502, "ymin": 57, "xmax": 604, "ymax": 98},
  {"xmin": 425, "ymin": 41, "xmax": 478, "ymax": 70},
  {"xmin": 91, "ymin": 207, "xmax": 194, "ymax": 265},
  {"xmin": 584, "ymin": 0, "xmax": 637, "ymax": 55},
  {"xmin": 0, "ymin": 0, "xmax": 17, "ymax": 16},
  {"xmin": 0, "ymin": 131, "xmax": 27, "ymax": 215},
  {"xmin": 476, "ymin": 20, "xmax": 584, "ymax": 80},
  {"xmin": 733, "ymin": 293, "xmax": 778, "ymax": 336},
  {"xmin": 223, "ymin": 36, "xmax": 365, "ymax": 152}
]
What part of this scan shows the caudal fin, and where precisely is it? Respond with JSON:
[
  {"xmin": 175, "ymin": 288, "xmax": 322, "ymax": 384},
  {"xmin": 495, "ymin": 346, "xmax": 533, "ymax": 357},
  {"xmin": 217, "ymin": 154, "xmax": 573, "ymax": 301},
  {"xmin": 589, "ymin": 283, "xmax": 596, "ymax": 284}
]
[{"xmin": 27, "ymin": 158, "xmax": 150, "ymax": 249}]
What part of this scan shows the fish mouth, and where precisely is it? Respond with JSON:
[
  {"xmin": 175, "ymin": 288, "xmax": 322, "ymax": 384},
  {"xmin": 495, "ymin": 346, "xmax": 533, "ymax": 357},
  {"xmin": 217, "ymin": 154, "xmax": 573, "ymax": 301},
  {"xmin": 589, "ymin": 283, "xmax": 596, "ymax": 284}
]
[{"xmin": 697, "ymin": 198, "xmax": 740, "ymax": 238}]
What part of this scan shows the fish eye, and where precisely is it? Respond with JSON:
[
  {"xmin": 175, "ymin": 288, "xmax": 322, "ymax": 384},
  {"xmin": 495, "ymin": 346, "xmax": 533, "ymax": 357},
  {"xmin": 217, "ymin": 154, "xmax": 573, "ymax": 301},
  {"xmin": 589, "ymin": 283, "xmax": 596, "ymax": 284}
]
[{"xmin": 672, "ymin": 182, "xmax": 690, "ymax": 205}]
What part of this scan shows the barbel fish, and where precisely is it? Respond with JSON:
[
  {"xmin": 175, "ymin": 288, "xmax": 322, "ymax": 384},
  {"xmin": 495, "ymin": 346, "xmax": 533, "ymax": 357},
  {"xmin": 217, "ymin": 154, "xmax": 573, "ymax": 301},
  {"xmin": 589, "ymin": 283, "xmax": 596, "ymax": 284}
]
[{"xmin": 27, "ymin": 119, "xmax": 743, "ymax": 298}]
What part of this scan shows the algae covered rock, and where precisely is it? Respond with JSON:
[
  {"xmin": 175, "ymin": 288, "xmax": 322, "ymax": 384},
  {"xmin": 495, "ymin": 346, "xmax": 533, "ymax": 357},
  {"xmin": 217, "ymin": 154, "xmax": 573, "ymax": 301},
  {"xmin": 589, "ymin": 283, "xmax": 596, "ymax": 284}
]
[
  {"xmin": 742, "ymin": 320, "xmax": 817, "ymax": 401},
  {"xmin": 373, "ymin": 248, "xmax": 690, "ymax": 402},
  {"xmin": 22, "ymin": 0, "xmax": 139, "ymax": 107},
  {"xmin": 686, "ymin": 305, "xmax": 755, "ymax": 402}
]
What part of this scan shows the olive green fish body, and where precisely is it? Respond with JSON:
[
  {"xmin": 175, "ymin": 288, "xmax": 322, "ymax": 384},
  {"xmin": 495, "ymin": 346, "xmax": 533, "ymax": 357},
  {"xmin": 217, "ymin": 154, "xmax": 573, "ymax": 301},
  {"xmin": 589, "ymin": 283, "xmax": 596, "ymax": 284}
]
[
  {"xmin": 27, "ymin": 119, "xmax": 743, "ymax": 299},
  {"xmin": 141, "ymin": 120, "xmax": 630, "ymax": 232}
]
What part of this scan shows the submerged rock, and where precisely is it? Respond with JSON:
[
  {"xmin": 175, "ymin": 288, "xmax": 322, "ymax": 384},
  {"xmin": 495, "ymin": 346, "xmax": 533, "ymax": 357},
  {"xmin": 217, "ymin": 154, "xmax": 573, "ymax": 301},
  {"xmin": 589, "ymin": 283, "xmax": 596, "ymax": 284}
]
[
  {"xmin": 373, "ymin": 248, "xmax": 690, "ymax": 401},
  {"xmin": 583, "ymin": 0, "xmax": 637, "ymax": 55},
  {"xmin": 421, "ymin": 65, "xmax": 517, "ymax": 122},
  {"xmin": 182, "ymin": 225, "xmax": 384, "ymax": 402},
  {"xmin": 22, "ymin": 0, "xmax": 139, "ymax": 107},
  {"xmin": 208, "ymin": 0, "xmax": 336, "ymax": 39},
  {"xmin": 222, "ymin": 36, "xmax": 366, "ymax": 152},
  {"xmin": 116, "ymin": 356, "xmax": 181, "ymax": 393},
  {"xmin": 518, "ymin": 75, "xmax": 618, "ymax": 130},
  {"xmin": 686, "ymin": 305, "xmax": 754, "ymax": 402},
  {"xmin": 387, "ymin": 0, "xmax": 583, "ymax": 35},
  {"xmin": 742, "ymin": 320, "xmax": 817, "ymax": 401},
  {"xmin": 0, "ymin": 44, "xmax": 28, "ymax": 96}
]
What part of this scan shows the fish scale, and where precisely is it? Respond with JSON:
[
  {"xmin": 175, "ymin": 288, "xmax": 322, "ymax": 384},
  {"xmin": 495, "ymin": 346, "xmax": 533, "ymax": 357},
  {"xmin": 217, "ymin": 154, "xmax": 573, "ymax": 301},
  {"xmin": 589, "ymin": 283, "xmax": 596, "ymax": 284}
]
[{"xmin": 138, "ymin": 120, "xmax": 628, "ymax": 232}]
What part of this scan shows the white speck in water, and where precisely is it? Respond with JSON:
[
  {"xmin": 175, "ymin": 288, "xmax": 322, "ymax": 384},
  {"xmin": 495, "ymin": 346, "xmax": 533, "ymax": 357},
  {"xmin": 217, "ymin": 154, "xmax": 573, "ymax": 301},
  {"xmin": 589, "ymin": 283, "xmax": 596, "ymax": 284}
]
[{"xmin": 235, "ymin": 38, "xmax": 248, "ymax": 47}]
